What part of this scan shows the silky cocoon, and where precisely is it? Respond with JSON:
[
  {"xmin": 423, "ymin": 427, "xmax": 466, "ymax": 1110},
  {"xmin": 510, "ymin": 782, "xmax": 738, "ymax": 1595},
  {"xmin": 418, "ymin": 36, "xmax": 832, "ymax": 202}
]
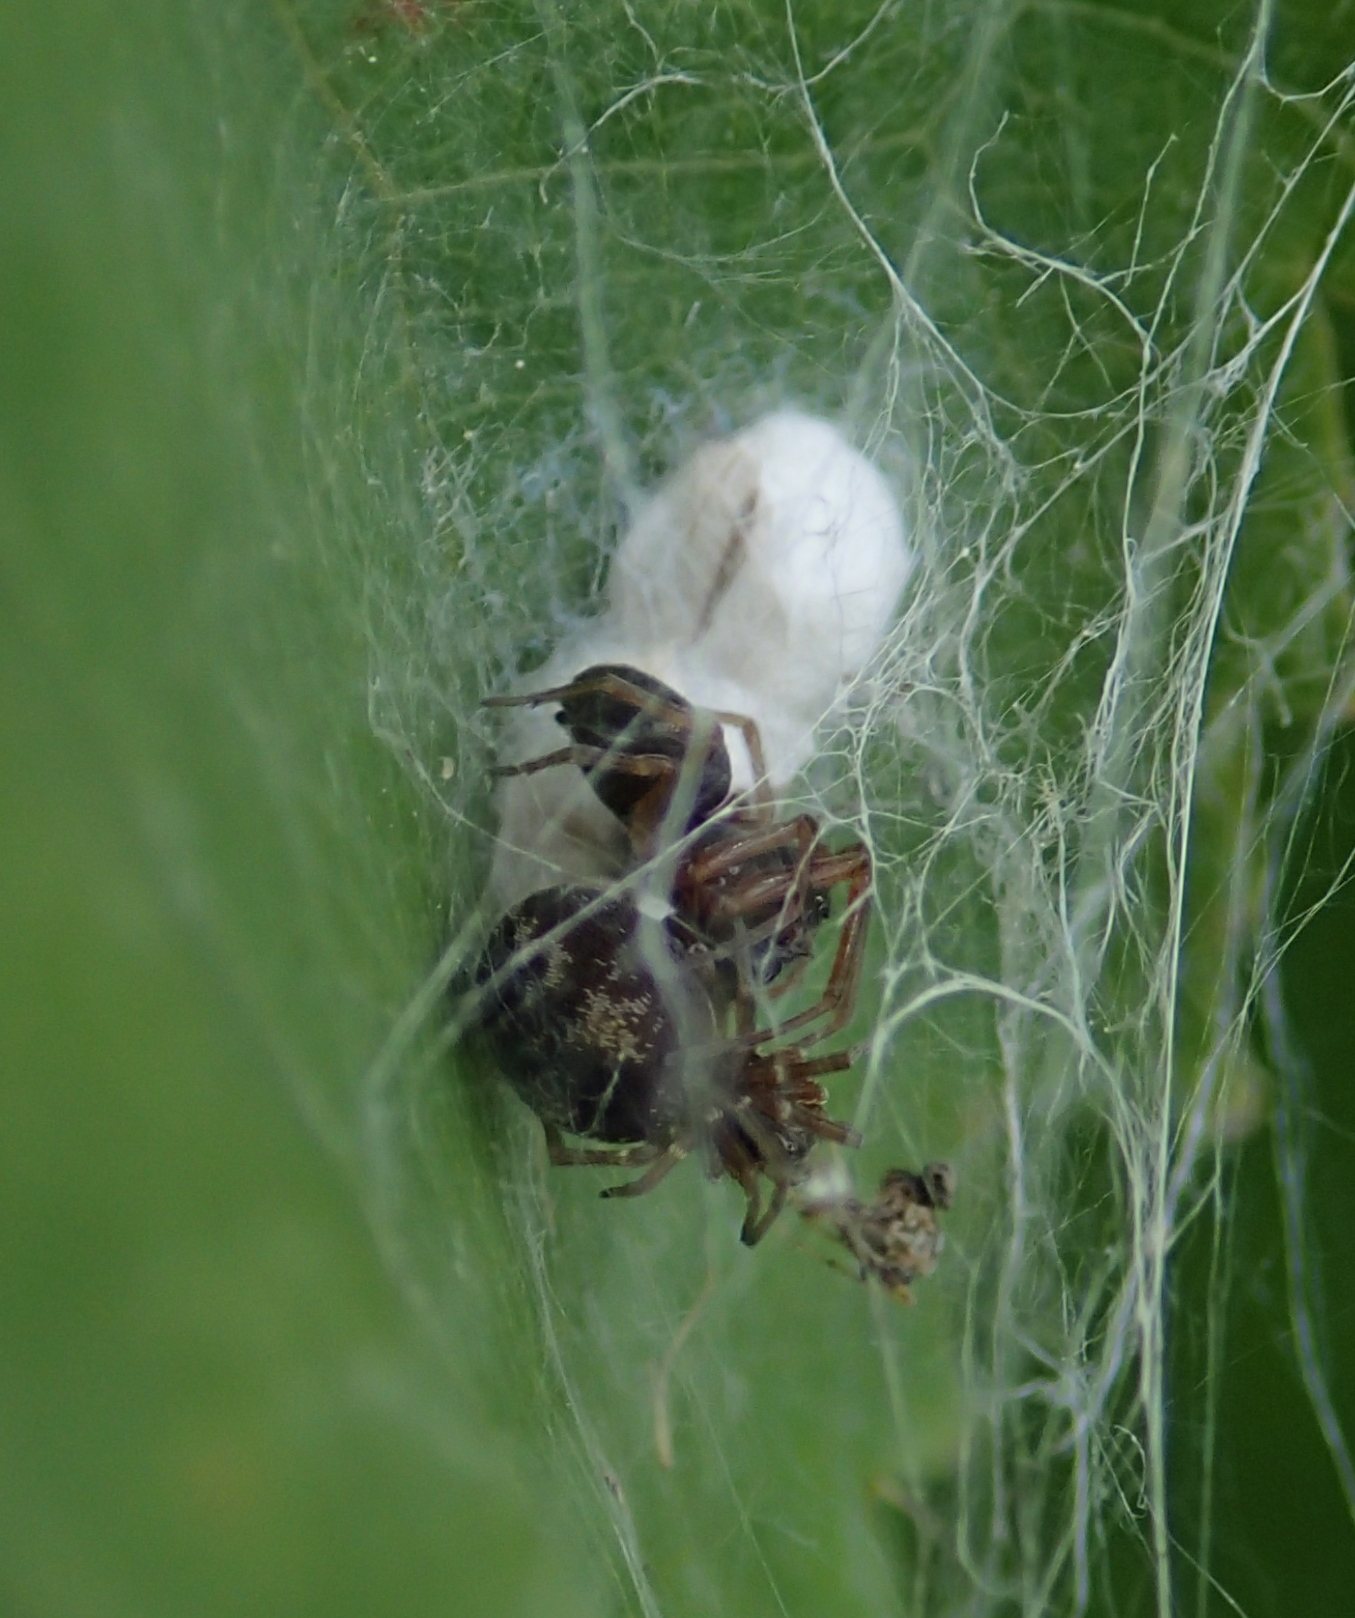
[{"xmin": 608, "ymin": 409, "xmax": 912, "ymax": 784}]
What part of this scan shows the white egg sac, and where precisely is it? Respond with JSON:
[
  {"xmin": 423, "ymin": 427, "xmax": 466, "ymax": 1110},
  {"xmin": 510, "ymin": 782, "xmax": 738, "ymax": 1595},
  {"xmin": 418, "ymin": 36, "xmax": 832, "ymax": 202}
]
[{"xmin": 607, "ymin": 409, "xmax": 912, "ymax": 783}]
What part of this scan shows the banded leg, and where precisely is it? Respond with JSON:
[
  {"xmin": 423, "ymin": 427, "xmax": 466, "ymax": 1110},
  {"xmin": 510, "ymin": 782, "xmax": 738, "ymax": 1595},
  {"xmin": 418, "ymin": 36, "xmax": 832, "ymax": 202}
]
[
  {"xmin": 680, "ymin": 815, "xmax": 822, "ymax": 998},
  {"xmin": 491, "ymin": 744, "xmax": 674, "ymax": 786},
  {"xmin": 544, "ymin": 1125, "xmax": 661, "ymax": 1170},
  {"xmin": 599, "ymin": 1144, "xmax": 687, "ymax": 1201}
]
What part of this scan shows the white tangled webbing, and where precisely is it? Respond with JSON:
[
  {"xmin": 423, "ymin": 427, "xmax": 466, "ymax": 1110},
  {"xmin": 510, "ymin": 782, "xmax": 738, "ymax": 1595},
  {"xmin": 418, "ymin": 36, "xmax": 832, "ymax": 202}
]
[{"xmin": 346, "ymin": 3, "xmax": 1355, "ymax": 1614}]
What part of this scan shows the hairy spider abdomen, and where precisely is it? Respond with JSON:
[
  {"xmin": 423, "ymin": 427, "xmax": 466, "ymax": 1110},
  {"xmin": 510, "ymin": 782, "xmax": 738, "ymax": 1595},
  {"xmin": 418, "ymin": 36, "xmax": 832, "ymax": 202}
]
[{"xmin": 474, "ymin": 884, "xmax": 717, "ymax": 1144}]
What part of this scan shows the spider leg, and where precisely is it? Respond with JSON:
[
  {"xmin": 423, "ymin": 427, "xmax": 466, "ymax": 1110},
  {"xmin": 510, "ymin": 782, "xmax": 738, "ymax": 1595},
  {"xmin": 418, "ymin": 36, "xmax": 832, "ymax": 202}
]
[
  {"xmin": 740, "ymin": 1179, "xmax": 787, "ymax": 1246},
  {"xmin": 490, "ymin": 744, "xmax": 605, "ymax": 779},
  {"xmin": 680, "ymin": 815, "xmax": 821, "ymax": 993},
  {"xmin": 544, "ymin": 1125, "xmax": 662, "ymax": 1170},
  {"xmin": 485, "ymin": 667, "xmax": 694, "ymax": 733},
  {"xmin": 786, "ymin": 1047, "xmax": 860, "ymax": 1080},
  {"xmin": 682, "ymin": 813, "xmax": 817, "ymax": 888},
  {"xmin": 741, "ymin": 1047, "xmax": 864, "ymax": 1148},
  {"xmin": 492, "ymin": 744, "xmax": 677, "ymax": 785},
  {"xmin": 706, "ymin": 1119, "xmax": 766, "ymax": 1245},
  {"xmin": 711, "ymin": 707, "xmax": 770, "ymax": 806},
  {"xmin": 755, "ymin": 842, "xmax": 873, "ymax": 1050},
  {"xmin": 483, "ymin": 686, "xmax": 569, "ymax": 710},
  {"xmin": 733, "ymin": 1169, "xmax": 762, "ymax": 1245},
  {"xmin": 787, "ymin": 1103, "xmax": 862, "ymax": 1150},
  {"xmin": 599, "ymin": 1143, "xmax": 687, "ymax": 1200}
]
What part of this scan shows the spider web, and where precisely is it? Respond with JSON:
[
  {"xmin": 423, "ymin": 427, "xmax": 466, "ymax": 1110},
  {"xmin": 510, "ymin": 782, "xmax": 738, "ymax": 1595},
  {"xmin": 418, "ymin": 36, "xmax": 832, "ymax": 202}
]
[{"xmin": 290, "ymin": 2, "xmax": 1355, "ymax": 1613}]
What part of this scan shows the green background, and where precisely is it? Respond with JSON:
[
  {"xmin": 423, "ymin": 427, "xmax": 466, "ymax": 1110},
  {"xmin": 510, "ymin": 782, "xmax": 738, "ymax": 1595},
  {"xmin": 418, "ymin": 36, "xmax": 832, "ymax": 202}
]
[{"xmin": 3, "ymin": 2, "xmax": 1353, "ymax": 1615}]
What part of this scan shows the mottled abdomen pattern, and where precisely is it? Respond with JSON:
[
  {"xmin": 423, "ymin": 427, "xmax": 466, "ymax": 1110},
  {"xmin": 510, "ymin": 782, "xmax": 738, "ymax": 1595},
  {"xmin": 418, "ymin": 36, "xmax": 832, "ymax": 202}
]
[{"xmin": 474, "ymin": 884, "xmax": 717, "ymax": 1145}]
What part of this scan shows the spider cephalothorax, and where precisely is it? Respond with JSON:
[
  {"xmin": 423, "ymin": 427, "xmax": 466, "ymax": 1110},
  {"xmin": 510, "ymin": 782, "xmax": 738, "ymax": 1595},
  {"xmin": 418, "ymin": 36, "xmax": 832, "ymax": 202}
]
[{"xmin": 473, "ymin": 883, "xmax": 861, "ymax": 1245}]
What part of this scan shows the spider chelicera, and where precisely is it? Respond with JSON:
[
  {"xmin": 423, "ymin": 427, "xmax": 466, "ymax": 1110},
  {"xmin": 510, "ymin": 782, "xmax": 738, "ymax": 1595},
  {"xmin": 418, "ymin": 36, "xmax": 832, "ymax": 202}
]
[
  {"xmin": 473, "ymin": 883, "xmax": 861, "ymax": 1245},
  {"xmin": 485, "ymin": 663, "xmax": 874, "ymax": 1047}
]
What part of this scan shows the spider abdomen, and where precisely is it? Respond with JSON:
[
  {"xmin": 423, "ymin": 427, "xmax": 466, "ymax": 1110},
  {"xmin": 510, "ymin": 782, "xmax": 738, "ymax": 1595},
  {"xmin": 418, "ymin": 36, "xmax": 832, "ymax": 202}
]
[{"xmin": 474, "ymin": 884, "xmax": 717, "ymax": 1144}]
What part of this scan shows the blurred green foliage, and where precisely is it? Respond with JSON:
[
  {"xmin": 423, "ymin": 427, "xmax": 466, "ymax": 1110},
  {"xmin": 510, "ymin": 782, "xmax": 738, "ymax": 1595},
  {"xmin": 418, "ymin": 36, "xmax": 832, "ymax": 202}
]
[{"xmin": 1, "ymin": 4, "xmax": 591, "ymax": 1614}]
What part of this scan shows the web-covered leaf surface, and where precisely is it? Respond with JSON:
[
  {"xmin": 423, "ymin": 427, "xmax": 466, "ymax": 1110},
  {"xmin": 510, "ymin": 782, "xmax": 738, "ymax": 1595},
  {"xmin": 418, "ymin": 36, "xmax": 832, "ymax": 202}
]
[{"xmin": 285, "ymin": 2, "xmax": 1355, "ymax": 1614}]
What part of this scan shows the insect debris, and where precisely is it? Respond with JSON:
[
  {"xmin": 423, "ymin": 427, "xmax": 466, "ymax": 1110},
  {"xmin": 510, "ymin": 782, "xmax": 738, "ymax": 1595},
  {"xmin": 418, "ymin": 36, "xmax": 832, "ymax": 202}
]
[{"xmin": 800, "ymin": 1161, "xmax": 954, "ymax": 1302}]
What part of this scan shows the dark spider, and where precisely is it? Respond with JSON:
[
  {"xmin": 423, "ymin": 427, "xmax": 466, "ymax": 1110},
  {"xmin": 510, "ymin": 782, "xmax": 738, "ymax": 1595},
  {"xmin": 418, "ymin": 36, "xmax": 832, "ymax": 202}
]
[
  {"xmin": 472, "ymin": 883, "xmax": 862, "ymax": 1245},
  {"xmin": 801, "ymin": 1161, "xmax": 954, "ymax": 1302},
  {"xmin": 485, "ymin": 663, "xmax": 874, "ymax": 1044}
]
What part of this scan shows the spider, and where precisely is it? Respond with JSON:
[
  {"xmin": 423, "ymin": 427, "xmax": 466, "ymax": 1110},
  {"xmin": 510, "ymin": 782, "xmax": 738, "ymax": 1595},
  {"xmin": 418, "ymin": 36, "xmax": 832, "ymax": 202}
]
[
  {"xmin": 800, "ymin": 1161, "xmax": 953, "ymax": 1302},
  {"xmin": 472, "ymin": 883, "xmax": 862, "ymax": 1245},
  {"xmin": 485, "ymin": 663, "xmax": 874, "ymax": 1046}
]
